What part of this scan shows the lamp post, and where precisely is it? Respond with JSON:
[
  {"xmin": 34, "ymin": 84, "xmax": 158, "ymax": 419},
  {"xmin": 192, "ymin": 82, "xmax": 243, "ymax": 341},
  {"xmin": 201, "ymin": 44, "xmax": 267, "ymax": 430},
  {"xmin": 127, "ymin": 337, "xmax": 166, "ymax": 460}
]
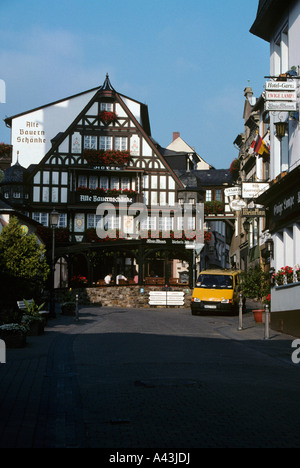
[
  {"xmin": 243, "ymin": 218, "xmax": 250, "ymax": 271},
  {"xmin": 49, "ymin": 208, "xmax": 59, "ymax": 318}
]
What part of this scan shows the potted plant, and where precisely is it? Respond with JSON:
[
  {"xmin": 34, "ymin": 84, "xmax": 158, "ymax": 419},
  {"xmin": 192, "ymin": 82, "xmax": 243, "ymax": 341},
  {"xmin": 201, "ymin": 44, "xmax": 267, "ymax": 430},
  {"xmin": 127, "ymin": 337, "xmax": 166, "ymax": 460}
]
[
  {"xmin": 60, "ymin": 288, "xmax": 76, "ymax": 316},
  {"xmin": 241, "ymin": 266, "xmax": 270, "ymax": 323},
  {"xmin": 21, "ymin": 298, "xmax": 46, "ymax": 335}
]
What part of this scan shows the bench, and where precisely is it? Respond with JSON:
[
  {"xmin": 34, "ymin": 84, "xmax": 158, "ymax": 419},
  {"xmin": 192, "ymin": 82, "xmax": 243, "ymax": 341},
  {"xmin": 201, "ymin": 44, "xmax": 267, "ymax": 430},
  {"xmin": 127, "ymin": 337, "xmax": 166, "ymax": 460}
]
[
  {"xmin": 17, "ymin": 299, "xmax": 49, "ymax": 319},
  {"xmin": 148, "ymin": 291, "xmax": 185, "ymax": 306}
]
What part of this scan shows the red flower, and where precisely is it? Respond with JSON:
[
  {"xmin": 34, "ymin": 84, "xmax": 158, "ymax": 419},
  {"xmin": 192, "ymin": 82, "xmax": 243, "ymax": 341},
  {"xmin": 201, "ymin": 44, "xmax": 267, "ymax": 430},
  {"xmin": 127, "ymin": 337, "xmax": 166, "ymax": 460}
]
[
  {"xmin": 83, "ymin": 149, "xmax": 131, "ymax": 166},
  {"xmin": 0, "ymin": 142, "xmax": 12, "ymax": 156},
  {"xmin": 98, "ymin": 111, "xmax": 118, "ymax": 123},
  {"xmin": 229, "ymin": 158, "xmax": 240, "ymax": 175}
]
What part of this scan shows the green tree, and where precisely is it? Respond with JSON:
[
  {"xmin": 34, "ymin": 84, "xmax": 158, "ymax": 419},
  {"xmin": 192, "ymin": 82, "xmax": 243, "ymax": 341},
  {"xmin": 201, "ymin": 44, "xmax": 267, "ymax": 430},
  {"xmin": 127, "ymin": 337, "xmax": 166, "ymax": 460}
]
[
  {"xmin": 241, "ymin": 265, "xmax": 270, "ymax": 301},
  {"xmin": 0, "ymin": 216, "xmax": 50, "ymax": 282}
]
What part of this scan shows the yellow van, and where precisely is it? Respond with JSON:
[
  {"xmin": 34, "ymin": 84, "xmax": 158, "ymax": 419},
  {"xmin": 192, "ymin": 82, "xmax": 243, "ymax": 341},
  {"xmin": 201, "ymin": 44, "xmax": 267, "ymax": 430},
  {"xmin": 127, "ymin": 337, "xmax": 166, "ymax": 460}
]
[{"xmin": 191, "ymin": 269, "xmax": 242, "ymax": 316}]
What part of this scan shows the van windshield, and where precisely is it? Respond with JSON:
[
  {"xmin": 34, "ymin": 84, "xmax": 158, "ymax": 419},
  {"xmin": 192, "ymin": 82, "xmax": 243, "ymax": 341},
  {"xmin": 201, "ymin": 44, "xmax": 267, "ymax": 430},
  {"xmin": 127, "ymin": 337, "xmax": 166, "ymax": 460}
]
[{"xmin": 195, "ymin": 274, "xmax": 233, "ymax": 289}]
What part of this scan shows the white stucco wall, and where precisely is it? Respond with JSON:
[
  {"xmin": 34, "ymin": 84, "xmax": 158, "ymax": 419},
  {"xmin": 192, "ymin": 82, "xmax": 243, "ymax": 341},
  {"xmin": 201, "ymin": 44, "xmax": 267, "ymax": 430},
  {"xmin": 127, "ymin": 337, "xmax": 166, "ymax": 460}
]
[
  {"xmin": 271, "ymin": 283, "xmax": 300, "ymax": 312},
  {"xmin": 10, "ymin": 90, "xmax": 97, "ymax": 168},
  {"xmin": 269, "ymin": 2, "xmax": 300, "ymax": 178}
]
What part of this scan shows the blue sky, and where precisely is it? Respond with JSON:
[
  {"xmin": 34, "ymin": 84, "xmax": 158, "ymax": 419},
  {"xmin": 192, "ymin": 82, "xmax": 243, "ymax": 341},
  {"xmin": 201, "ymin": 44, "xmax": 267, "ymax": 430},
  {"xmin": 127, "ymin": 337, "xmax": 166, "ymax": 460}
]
[{"xmin": 0, "ymin": 0, "xmax": 269, "ymax": 169}]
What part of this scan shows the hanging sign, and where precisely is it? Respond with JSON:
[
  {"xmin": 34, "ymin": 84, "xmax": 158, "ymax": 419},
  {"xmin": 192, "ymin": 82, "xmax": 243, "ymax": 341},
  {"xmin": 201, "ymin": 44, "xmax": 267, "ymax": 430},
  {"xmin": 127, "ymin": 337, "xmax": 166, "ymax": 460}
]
[
  {"xmin": 265, "ymin": 90, "xmax": 296, "ymax": 101},
  {"xmin": 224, "ymin": 187, "xmax": 241, "ymax": 197},
  {"xmin": 241, "ymin": 208, "xmax": 266, "ymax": 217},
  {"xmin": 265, "ymin": 101, "xmax": 297, "ymax": 111},
  {"xmin": 242, "ymin": 182, "xmax": 269, "ymax": 199},
  {"xmin": 265, "ymin": 81, "xmax": 296, "ymax": 91},
  {"xmin": 229, "ymin": 198, "xmax": 247, "ymax": 211}
]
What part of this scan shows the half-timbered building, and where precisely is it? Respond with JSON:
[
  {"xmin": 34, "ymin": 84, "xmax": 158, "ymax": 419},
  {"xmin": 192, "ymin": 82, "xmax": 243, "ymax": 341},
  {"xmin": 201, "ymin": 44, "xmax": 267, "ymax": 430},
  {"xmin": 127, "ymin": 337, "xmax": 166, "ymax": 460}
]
[
  {"xmin": 2, "ymin": 75, "xmax": 236, "ymax": 290},
  {"xmin": 3, "ymin": 76, "xmax": 202, "ymax": 287}
]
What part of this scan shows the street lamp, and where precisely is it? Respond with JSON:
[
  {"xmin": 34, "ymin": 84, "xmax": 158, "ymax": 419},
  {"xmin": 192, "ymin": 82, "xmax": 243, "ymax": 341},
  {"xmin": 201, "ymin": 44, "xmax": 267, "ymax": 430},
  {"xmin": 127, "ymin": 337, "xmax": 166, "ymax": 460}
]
[
  {"xmin": 49, "ymin": 208, "xmax": 59, "ymax": 318},
  {"xmin": 274, "ymin": 121, "xmax": 288, "ymax": 141},
  {"xmin": 265, "ymin": 238, "xmax": 273, "ymax": 258},
  {"xmin": 243, "ymin": 218, "xmax": 250, "ymax": 234}
]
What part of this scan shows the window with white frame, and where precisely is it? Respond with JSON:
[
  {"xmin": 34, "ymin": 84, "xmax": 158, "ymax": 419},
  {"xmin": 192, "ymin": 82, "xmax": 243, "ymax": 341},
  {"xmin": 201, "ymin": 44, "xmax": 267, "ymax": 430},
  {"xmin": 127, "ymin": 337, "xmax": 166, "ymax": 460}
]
[
  {"xmin": 111, "ymin": 177, "xmax": 119, "ymax": 190},
  {"xmin": 205, "ymin": 190, "xmax": 212, "ymax": 201},
  {"xmin": 42, "ymin": 187, "xmax": 49, "ymax": 202},
  {"xmin": 100, "ymin": 102, "xmax": 113, "ymax": 111},
  {"xmin": 100, "ymin": 136, "xmax": 112, "ymax": 150},
  {"xmin": 58, "ymin": 213, "xmax": 67, "ymax": 228},
  {"xmin": 121, "ymin": 177, "xmax": 130, "ymax": 190},
  {"xmin": 274, "ymin": 23, "xmax": 288, "ymax": 75},
  {"xmin": 52, "ymin": 187, "xmax": 59, "ymax": 203},
  {"xmin": 78, "ymin": 175, "xmax": 87, "ymax": 188},
  {"xmin": 84, "ymin": 135, "xmax": 97, "ymax": 149},
  {"xmin": 104, "ymin": 215, "xmax": 120, "ymax": 230},
  {"xmin": 32, "ymin": 212, "xmax": 48, "ymax": 226},
  {"xmin": 158, "ymin": 217, "xmax": 173, "ymax": 231},
  {"xmin": 89, "ymin": 176, "xmax": 98, "ymax": 189},
  {"xmin": 100, "ymin": 176, "xmax": 109, "ymax": 189},
  {"xmin": 148, "ymin": 217, "xmax": 156, "ymax": 230},
  {"xmin": 141, "ymin": 217, "xmax": 156, "ymax": 230},
  {"xmin": 115, "ymin": 137, "xmax": 127, "ymax": 151},
  {"xmin": 87, "ymin": 214, "xmax": 103, "ymax": 229},
  {"xmin": 215, "ymin": 189, "xmax": 222, "ymax": 201},
  {"xmin": 160, "ymin": 192, "xmax": 167, "ymax": 205}
]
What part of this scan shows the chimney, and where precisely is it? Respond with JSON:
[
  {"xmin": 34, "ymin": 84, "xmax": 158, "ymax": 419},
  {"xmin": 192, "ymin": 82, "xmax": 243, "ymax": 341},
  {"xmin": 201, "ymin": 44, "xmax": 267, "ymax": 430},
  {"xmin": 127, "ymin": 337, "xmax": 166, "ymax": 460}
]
[{"xmin": 173, "ymin": 131, "xmax": 180, "ymax": 141}]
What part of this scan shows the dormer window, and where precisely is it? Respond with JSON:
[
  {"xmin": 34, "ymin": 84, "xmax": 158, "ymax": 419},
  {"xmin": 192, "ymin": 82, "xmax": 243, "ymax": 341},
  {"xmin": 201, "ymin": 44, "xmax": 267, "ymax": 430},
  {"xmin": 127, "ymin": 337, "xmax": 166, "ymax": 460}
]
[{"xmin": 100, "ymin": 102, "xmax": 113, "ymax": 112}]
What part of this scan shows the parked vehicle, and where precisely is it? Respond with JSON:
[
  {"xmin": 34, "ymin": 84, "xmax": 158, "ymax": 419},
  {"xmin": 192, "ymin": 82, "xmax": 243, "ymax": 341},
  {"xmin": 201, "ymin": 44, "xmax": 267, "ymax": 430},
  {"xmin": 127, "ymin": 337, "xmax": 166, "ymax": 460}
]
[{"xmin": 191, "ymin": 269, "xmax": 242, "ymax": 316}]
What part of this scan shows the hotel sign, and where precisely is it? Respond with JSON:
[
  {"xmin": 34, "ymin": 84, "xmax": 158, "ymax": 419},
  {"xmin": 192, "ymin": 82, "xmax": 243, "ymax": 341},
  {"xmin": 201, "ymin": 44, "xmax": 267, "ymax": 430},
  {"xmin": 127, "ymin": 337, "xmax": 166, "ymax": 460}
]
[
  {"xmin": 265, "ymin": 80, "xmax": 298, "ymax": 111},
  {"xmin": 265, "ymin": 81, "xmax": 296, "ymax": 91}
]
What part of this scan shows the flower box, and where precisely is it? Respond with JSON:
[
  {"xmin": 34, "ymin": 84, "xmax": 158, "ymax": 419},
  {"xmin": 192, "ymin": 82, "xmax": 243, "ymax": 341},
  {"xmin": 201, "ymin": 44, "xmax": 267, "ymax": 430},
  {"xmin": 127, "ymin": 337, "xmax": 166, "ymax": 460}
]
[
  {"xmin": 83, "ymin": 149, "xmax": 131, "ymax": 166},
  {"xmin": 204, "ymin": 201, "xmax": 225, "ymax": 215},
  {"xmin": 98, "ymin": 111, "xmax": 118, "ymax": 124}
]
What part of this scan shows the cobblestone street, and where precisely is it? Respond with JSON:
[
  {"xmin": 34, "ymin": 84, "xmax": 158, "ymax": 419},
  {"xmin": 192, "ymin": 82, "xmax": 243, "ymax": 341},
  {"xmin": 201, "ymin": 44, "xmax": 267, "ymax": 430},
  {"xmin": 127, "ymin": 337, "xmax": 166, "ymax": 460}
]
[{"xmin": 2, "ymin": 304, "xmax": 298, "ymax": 449}]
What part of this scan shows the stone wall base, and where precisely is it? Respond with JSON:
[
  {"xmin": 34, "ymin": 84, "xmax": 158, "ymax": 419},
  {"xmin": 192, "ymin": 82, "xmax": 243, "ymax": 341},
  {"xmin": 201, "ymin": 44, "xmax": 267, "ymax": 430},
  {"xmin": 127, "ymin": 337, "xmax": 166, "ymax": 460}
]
[
  {"xmin": 56, "ymin": 285, "xmax": 192, "ymax": 309},
  {"xmin": 271, "ymin": 309, "xmax": 300, "ymax": 338}
]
